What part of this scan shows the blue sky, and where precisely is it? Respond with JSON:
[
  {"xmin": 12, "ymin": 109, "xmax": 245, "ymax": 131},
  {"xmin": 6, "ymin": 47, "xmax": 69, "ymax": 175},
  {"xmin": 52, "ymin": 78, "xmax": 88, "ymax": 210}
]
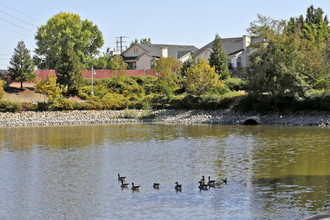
[{"xmin": 0, "ymin": 0, "xmax": 329, "ymax": 69}]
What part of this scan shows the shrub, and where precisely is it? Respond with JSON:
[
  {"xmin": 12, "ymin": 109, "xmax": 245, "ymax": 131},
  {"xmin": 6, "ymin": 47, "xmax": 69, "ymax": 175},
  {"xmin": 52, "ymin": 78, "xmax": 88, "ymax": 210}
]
[
  {"xmin": 51, "ymin": 99, "xmax": 81, "ymax": 110},
  {"xmin": 22, "ymin": 102, "xmax": 37, "ymax": 111},
  {"xmin": 0, "ymin": 79, "xmax": 5, "ymax": 99},
  {"xmin": 34, "ymin": 74, "xmax": 65, "ymax": 103},
  {"xmin": 313, "ymin": 79, "xmax": 330, "ymax": 90},
  {"xmin": 103, "ymin": 93, "xmax": 128, "ymax": 110},
  {"xmin": 36, "ymin": 102, "xmax": 50, "ymax": 111},
  {"xmin": 119, "ymin": 109, "xmax": 140, "ymax": 119},
  {"xmin": 0, "ymin": 100, "xmax": 22, "ymax": 112},
  {"xmin": 78, "ymin": 84, "xmax": 109, "ymax": 100},
  {"xmin": 225, "ymin": 78, "xmax": 247, "ymax": 91}
]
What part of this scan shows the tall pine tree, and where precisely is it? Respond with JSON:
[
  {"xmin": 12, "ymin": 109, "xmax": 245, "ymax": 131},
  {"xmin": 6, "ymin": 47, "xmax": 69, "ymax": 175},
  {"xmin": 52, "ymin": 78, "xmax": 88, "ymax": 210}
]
[
  {"xmin": 209, "ymin": 34, "xmax": 230, "ymax": 80},
  {"xmin": 8, "ymin": 41, "xmax": 36, "ymax": 90}
]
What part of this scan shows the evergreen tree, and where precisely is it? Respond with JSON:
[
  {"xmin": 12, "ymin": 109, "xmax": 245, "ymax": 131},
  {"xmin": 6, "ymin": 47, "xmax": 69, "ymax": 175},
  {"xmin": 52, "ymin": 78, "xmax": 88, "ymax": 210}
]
[
  {"xmin": 286, "ymin": 5, "xmax": 329, "ymax": 41},
  {"xmin": 55, "ymin": 42, "xmax": 83, "ymax": 95},
  {"xmin": 209, "ymin": 34, "xmax": 230, "ymax": 80},
  {"xmin": 140, "ymin": 38, "xmax": 151, "ymax": 44},
  {"xmin": 8, "ymin": 41, "xmax": 36, "ymax": 90}
]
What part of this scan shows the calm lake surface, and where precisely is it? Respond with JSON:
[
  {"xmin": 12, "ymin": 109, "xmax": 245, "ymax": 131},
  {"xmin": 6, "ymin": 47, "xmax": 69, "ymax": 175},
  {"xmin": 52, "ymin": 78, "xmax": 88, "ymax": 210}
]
[{"xmin": 0, "ymin": 124, "xmax": 329, "ymax": 219}]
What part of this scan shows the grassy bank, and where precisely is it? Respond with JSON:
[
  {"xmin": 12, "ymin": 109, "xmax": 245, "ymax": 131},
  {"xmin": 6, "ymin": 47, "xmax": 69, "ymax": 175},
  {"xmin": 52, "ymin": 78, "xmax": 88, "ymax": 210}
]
[{"xmin": 1, "ymin": 76, "xmax": 329, "ymax": 113}]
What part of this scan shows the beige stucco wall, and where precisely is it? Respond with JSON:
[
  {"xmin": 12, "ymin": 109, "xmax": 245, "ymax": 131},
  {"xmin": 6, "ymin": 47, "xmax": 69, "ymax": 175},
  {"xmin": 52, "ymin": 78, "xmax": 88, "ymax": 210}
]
[
  {"xmin": 136, "ymin": 54, "xmax": 152, "ymax": 70},
  {"xmin": 195, "ymin": 50, "xmax": 211, "ymax": 61},
  {"xmin": 122, "ymin": 45, "xmax": 143, "ymax": 57}
]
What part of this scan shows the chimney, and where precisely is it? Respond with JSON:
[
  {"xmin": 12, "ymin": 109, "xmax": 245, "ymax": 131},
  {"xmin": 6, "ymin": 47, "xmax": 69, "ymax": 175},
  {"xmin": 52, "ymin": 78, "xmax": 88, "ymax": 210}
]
[
  {"xmin": 242, "ymin": 35, "xmax": 251, "ymax": 68},
  {"xmin": 243, "ymin": 35, "xmax": 251, "ymax": 50},
  {"xmin": 161, "ymin": 47, "xmax": 168, "ymax": 58}
]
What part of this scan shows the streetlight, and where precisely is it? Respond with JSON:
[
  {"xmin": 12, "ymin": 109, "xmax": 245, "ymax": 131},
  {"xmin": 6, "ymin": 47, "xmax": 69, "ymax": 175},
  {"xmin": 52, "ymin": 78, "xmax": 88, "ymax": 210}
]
[{"xmin": 91, "ymin": 66, "xmax": 96, "ymax": 95}]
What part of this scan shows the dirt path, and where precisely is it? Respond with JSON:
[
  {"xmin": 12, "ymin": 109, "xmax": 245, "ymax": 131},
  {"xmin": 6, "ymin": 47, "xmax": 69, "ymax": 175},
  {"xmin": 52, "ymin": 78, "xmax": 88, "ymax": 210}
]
[
  {"xmin": 2, "ymin": 83, "xmax": 83, "ymax": 104},
  {"xmin": 3, "ymin": 86, "xmax": 47, "ymax": 103}
]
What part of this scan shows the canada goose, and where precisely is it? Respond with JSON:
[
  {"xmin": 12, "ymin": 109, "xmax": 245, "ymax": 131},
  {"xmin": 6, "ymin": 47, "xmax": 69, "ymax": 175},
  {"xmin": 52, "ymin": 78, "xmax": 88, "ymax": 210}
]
[
  {"xmin": 200, "ymin": 176, "xmax": 206, "ymax": 184},
  {"xmin": 153, "ymin": 183, "xmax": 160, "ymax": 189},
  {"xmin": 223, "ymin": 178, "xmax": 228, "ymax": 185},
  {"xmin": 175, "ymin": 182, "xmax": 182, "ymax": 191},
  {"xmin": 121, "ymin": 180, "xmax": 129, "ymax": 188},
  {"xmin": 131, "ymin": 182, "xmax": 140, "ymax": 191},
  {"xmin": 198, "ymin": 181, "xmax": 209, "ymax": 190},
  {"xmin": 118, "ymin": 174, "xmax": 126, "ymax": 182},
  {"xmin": 208, "ymin": 176, "xmax": 216, "ymax": 187}
]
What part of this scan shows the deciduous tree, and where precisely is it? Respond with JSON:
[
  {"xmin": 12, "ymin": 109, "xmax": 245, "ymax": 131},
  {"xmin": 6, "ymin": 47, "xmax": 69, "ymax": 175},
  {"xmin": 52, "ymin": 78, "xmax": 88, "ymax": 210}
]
[
  {"xmin": 154, "ymin": 57, "xmax": 182, "ymax": 93},
  {"xmin": 247, "ymin": 15, "xmax": 307, "ymax": 99},
  {"xmin": 185, "ymin": 58, "xmax": 223, "ymax": 95},
  {"xmin": 34, "ymin": 12, "xmax": 104, "ymax": 69}
]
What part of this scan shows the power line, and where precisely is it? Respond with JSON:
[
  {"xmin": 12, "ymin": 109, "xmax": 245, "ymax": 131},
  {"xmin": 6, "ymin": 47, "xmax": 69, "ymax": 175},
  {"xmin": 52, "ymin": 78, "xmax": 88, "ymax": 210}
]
[
  {"xmin": 0, "ymin": 23, "xmax": 31, "ymax": 37},
  {"xmin": 0, "ymin": 2, "xmax": 41, "ymax": 23},
  {"xmin": 0, "ymin": 9, "xmax": 36, "ymax": 28},
  {"xmin": 0, "ymin": 17, "xmax": 35, "ymax": 33}
]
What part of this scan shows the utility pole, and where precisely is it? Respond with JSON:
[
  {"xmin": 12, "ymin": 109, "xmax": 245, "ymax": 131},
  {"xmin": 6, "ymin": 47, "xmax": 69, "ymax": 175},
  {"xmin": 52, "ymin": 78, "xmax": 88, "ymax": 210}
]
[
  {"xmin": 116, "ymin": 39, "xmax": 119, "ymax": 52},
  {"xmin": 91, "ymin": 66, "xmax": 95, "ymax": 95},
  {"xmin": 117, "ymin": 36, "xmax": 127, "ymax": 54}
]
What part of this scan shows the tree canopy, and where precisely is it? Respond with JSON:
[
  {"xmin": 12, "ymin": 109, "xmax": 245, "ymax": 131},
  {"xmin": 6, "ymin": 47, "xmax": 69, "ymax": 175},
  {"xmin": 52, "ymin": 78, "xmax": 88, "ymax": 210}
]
[
  {"xmin": 8, "ymin": 41, "xmax": 36, "ymax": 90},
  {"xmin": 286, "ymin": 5, "xmax": 329, "ymax": 42},
  {"xmin": 34, "ymin": 12, "xmax": 104, "ymax": 69},
  {"xmin": 185, "ymin": 58, "xmax": 223, "ymax": 95},
  {"xmin": 247, "ymin": 6, "xmax": 329, "ymax": 100},
  {"xmin": 55, "ymin": 41, "xmax": 83, "ymax": 95},
  {"xmin": 131, "ymin": 38, "xmax": 151, "ymax": 46},
  {"xmin": 154, "ymin": 57, "xmax": 182, "ymax": 94}
]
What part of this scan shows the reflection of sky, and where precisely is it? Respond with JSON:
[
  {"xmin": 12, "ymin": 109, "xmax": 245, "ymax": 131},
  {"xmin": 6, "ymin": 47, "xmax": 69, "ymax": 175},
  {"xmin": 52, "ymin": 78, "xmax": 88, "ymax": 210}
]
[{"xmin": 0, "ymin": 124, "xmax": 329, "ymax": 219}]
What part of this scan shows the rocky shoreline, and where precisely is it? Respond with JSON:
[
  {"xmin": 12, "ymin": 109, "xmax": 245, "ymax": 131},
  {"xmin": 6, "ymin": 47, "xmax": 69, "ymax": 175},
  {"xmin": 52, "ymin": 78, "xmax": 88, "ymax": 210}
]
[{"xmin": 0, "ymin": 110, "xmax": 329, "ymax": 127}]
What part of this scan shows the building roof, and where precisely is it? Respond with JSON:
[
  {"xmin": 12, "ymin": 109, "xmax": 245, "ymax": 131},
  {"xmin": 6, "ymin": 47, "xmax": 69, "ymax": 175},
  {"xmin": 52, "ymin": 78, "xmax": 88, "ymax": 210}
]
[
  {"xmin": 228, "ymin": 49, "xmax": 244, "ymax": 56},
  {"xmin": 194, "ymin": 37, "xmax": 245, "ymax": 57},
  {"xmin": 123, "ymin": 43, "xmax": 198, "ymax": 60}
]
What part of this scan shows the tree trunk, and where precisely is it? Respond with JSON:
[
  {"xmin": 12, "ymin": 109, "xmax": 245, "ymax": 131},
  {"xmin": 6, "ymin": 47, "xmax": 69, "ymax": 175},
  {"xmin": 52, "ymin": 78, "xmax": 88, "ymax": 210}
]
[{"xmin": 20, "ymin": 81, "xmax": 24, "ymax": 91}]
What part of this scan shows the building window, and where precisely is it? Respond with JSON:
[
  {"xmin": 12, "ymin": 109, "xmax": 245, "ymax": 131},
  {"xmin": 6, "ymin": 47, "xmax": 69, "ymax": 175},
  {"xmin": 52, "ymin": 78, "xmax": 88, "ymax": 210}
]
[
  {"xmin": 227, "ymin": 59, "xmax": 232, "ymax": 70},
  {"xmin": 150, "ymin": 60, "xmax": 155, "ymax": 69},
  {"xmin": 134, "ymin": 48, "xmax": 138, "ymax": 54},
  {"xmin": 237, "ymin": 57, "xmax": 241, "ymax": 67}
]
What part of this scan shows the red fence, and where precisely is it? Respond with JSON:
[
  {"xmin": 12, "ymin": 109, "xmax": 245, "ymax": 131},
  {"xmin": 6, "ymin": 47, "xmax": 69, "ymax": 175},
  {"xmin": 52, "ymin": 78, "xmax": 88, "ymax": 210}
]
[{"xmin": 36, "ymin": 69, "xmax": 157, "ymax": 80}]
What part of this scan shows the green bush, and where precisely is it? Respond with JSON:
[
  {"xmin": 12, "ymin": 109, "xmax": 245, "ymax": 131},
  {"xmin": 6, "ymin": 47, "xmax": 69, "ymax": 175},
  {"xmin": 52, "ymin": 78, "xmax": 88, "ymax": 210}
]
[
  {"xmin": 102, "ymin": 93, "xmax": 128, "ymax": 110},
  {"xmin": 0, "ymin": 79, "xmax": 5, "ymax": 99},
  {"xmin": 36, "ymin": 102, "xmax": 50, "ymax": 111},
  {"xmin": 51, "ymin": 99, "xmax": 82, "ymax": 111},
  {"xmin": 313, "ymin": 79, "xmax": 330, "ymax": 90},
  {"xmin": 225, "ymin": 78, "xmax": 247, "ymax": 91},
  {"xmin": 0, "ymin": 100, "xmax": 23, "ymax": 112},
  {"xmin": 22, "ymin": 102, "xmax": 37, "ymax": 111},
  {"xmin": 297, "ymin": 90, "xmax": 330, "ymax": 111}
]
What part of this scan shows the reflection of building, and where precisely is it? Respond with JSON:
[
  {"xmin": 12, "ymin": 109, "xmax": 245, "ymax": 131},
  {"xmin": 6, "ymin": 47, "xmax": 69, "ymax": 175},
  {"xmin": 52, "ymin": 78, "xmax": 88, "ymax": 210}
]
[{"xmin": 122, "ymin": 44, "xmax": 198, "ymax": 70}]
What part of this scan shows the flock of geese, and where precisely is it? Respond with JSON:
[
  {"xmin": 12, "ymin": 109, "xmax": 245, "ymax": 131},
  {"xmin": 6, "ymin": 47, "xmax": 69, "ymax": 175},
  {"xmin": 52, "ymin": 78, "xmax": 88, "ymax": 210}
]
[{"xmin": 118, "ymin": 174, "xmax": 227, "ymax": 192}]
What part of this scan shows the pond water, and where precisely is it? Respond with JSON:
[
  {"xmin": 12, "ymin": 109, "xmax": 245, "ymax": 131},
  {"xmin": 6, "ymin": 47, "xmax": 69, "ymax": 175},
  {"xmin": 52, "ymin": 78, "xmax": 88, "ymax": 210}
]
[{"xmin": 0, "ymin": 124, "xmax": 329, "ymax": 219}]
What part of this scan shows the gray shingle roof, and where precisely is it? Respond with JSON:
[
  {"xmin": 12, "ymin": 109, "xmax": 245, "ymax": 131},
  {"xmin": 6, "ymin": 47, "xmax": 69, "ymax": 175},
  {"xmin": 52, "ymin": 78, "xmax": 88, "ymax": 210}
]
[
  {"xmin": 133, "ymin": 43, "xmax": 198, "ymax": 59},
  {"xmin": 194, "ymin": 37, "xmax": 245, "ymax": 57}
]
